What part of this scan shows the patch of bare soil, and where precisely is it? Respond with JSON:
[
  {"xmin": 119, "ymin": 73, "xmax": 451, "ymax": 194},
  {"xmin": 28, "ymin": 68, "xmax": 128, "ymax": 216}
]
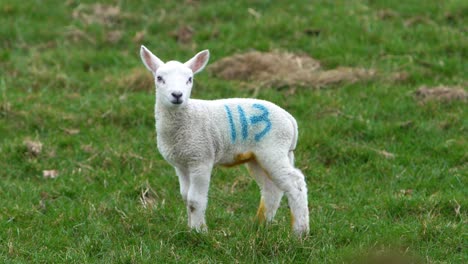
[
  {"xmin": 208, "ymin": 51, "xmax": 377, "ymax": 89},
  {"xmin": 414, "ymin": 85, "xmax": 467, "ymax": 103}
]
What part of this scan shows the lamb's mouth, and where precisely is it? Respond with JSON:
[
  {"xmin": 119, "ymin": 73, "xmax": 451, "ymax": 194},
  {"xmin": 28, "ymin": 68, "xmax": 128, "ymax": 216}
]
[{"xmin": 171, "ymin": 99, "xmax": 183, "ymax": 105}]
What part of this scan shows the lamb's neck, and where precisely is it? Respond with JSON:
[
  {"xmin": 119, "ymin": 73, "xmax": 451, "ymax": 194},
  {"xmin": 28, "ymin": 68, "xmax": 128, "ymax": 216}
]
[{"xmin": 155, "ymin": 101, "xmax": 190, "ymax": 133}]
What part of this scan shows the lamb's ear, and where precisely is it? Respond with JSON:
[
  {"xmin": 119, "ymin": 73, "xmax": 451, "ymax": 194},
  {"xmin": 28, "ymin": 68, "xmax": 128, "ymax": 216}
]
[
  {"xmin": 185, "ymin": 50, "xmax": 210, "ymax": 74},
  {"xmin": 140, "ymin": 45, "xmax": 164, "ymax": 74}
]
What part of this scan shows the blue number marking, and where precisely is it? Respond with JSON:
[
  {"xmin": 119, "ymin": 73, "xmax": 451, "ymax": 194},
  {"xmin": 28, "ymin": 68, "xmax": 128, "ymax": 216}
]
[
  {"xmin": 224, "ymin": 105, "xmax": 236, "ymax": 142},
  {"xmin": 249, "ymin": 104, "xmax": 272, "ymax": 142},
  {"xmin": 224, "ymin": 103, "xmax": 272, "ymax": 143},
  {"xmin": 237, "ymin": 105, "xmax": 248, "ymax": 140}
]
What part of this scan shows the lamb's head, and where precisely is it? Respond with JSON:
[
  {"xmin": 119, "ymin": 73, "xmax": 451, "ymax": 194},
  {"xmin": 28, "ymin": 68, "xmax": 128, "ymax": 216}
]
[{"xmin": 140, "ymin": 46, "xmax": 210, "ymax": 107}]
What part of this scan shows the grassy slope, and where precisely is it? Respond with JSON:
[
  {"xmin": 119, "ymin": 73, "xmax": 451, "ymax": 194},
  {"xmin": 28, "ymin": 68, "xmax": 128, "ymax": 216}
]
[{"xmin": 0, "ymin": 0, "xmax": 466, "ymax": 263}]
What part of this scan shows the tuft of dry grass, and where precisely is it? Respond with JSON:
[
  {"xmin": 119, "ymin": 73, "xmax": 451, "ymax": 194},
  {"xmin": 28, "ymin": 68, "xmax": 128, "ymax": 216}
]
[
  {"xmin": 376, "ymin": 9, "xmax": 400, "ymax": 20},
  {"xmin": 43, "ymin": 170, "xmax": 59, "ymax": 179},
  {"xmin": 64, "ymin": 27, "xmax": 96, "ymax": 44},
  {"xmin": 106, "ymin": 68, "xmax": 154, "ymax": 92},
  {"xmin": 62, "ymin": 128, "xmax": 80, "ymax": 135},
  {"xmin": 170, "ymin": 25, "xmax": 194, "ymax": 44},
  {"xmin": 209, "ymin": 51, "xmax": 376, "ymax": 89},
  {"xmin": 23, "ymin": 139, "xmax": 43, "ymax": 157},
  {"xmin": 132, "ymin": 31, "xmax": 146, "ymax": 43},
  {"xmin": 72, "ymin": 4, "xmax": 121, "ymax": 27},
  {"xmin": 414, "ymin": 85, "xmax": 467, "ymax": 103},
  {"xmin": 404, "ymin": 16, "xmax": 436, "ymax": 27},
  {"xmin": 106, "ymin": 30, "xmax": 123, "ymax": 44},
  {"xmin": 140, "ymin": 183, "xmax": 159, "ymax": 209},
  {"xmin": 120, "ymin": 68, "xmax": 154, "ymax": 92}
]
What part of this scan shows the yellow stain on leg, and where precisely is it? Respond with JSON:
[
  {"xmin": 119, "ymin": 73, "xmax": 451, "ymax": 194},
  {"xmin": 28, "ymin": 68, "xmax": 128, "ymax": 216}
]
[
  {"xmin": 255, "ymin": 198, "xmax": 267, "ymax": 223},
  {"xmin": 226, "ymin": 154, "xmax": 271, "ymax": 225},
  {"xmin": 221, "ymin": 151, "xmax": 255, "ymax": 167}
]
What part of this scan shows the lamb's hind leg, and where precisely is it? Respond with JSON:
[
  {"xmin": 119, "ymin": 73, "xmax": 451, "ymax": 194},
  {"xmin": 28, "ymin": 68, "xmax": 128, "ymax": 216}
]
[
  {"xmin": 247, "ymin": 161, "xmax": 283, "ymax": 223},
  {"xmin": 257, "ymin": 155, "xmax": 309, "ymax": 235}
]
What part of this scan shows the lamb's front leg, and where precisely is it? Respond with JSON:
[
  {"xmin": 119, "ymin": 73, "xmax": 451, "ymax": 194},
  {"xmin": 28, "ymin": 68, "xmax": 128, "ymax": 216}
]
[
  {"xmin": 175, "ymin": 167, "xmax": 191, "ymax": 225},
  {"xmin": 175, "ymin": 167, "xmax": 190, "ymax": 204},
  {"xmin": 187, "ymin": 164, "xmax": 212, "ymax": 232}
]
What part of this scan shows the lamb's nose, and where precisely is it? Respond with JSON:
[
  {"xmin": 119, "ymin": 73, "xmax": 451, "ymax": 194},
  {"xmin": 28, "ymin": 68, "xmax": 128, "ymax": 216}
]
[{"xmin": 171, "ymin": 92, "xmax": 183, "ymax": 99}]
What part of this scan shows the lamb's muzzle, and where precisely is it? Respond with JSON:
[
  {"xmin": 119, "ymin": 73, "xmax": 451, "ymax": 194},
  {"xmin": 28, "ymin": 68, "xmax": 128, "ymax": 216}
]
[
  {"xmin": 140, "ymin": 45, "xmax": 310, "ymax": 236},
  {"xmin": 170, "ymin": 91, "xmax": 183, "ymax": 104}
]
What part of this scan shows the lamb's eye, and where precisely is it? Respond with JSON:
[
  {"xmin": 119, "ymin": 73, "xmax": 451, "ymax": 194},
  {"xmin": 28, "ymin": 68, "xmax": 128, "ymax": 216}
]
[{"xmin": 157, "ymin": 76, "xmax": 163, "ymax": 83}]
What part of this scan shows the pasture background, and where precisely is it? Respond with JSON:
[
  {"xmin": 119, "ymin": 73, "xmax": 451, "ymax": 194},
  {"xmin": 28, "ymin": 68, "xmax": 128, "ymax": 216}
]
[{"xmin": 0, "ymin": 0, "xmax": 466, "ymax": 263}]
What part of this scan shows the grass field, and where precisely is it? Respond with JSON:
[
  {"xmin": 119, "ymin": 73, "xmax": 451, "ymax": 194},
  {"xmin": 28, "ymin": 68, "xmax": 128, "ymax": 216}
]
[{"xmin": 0, "ymin": 0, "xmax": 467, "ymax": 263}]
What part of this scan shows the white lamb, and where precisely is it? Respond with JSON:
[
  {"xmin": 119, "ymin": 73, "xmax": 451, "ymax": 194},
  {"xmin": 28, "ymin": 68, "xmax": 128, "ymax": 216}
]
[{"xmin": 140, "ymin": 46, "xmax": 310, "ymax": 235}]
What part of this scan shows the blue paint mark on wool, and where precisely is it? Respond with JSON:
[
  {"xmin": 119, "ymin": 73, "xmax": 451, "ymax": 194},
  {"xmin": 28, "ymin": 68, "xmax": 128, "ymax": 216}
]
[
  {"xmin": 237, "ymin": 105, "xmax": 248, "ymax": 140},
  {"xmin": 250, "ymin": 104, "xmax": 272, "ymax": 142},
  {"xmin": 224, "ymin": 105, "xmax": 236, "ymax": 142}
]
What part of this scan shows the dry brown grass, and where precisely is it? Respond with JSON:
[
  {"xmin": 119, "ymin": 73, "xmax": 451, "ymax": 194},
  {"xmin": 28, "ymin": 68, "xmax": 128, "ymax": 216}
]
[
  {"xmin": 42, "ymin": 170, "xmax": 59, "ymax": 179},
  {"xmin": 132, "ymin": 31, "xmax": 146, "ymax": 43},
  {"xmin": 139, "ymin": 183, "xmax": 159, "ymax": 209},
  {"xmin": 23, "ymin": 139, "xmax": 43, "ymax": 157},
  {"xmin": 414, "ymin": 85, "xmax": 467, "ymax": 103},
  {"xmin": 376, "ymin": 9, "xmax": 400, "ymax": 20},
  {"xmin": 105, "ymin": 30, "xmax": 123, "ymax": 44},
  {"xmin": 72, "ymin": 4, "xmax": 121, "ymax": 27},
  {"xmin": 106, "ymin": 68, "xmax": 153, "ymax": 92},
  {"xmin": 208, "ymin": 51, "xmax": 377, "ymax": 89},
  {"xmin": 64, "ymin": 27, "xmax": 96, "ymax": 44},
  {"xmin": 170, "ymin": 25, "xmax": 194, "ymax": 44}
]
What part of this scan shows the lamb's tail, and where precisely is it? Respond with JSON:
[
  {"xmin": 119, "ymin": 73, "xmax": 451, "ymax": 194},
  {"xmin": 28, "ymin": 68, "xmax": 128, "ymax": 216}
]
[{"xmin": 286, "ymin": 113, "xmax": 298, "ymax": 165}]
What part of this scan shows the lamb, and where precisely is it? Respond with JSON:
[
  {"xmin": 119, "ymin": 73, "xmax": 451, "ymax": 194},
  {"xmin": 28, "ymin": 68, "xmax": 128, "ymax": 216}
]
[{"xmin": 140, "ymin": 46, "xmax": 310, "ymax": 236}]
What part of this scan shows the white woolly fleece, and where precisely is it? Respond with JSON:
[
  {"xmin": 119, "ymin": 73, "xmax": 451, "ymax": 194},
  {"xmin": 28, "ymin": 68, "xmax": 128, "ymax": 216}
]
[{"xmin": 140, "ymin": 46, "xmax": 309, "ymax": 235}]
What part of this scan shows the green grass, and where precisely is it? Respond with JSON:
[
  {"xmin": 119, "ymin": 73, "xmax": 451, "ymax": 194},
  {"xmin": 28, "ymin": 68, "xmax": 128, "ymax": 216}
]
[{"xmin": 0, "ymin": 0, "xmax": 467, "ymax": 263}]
